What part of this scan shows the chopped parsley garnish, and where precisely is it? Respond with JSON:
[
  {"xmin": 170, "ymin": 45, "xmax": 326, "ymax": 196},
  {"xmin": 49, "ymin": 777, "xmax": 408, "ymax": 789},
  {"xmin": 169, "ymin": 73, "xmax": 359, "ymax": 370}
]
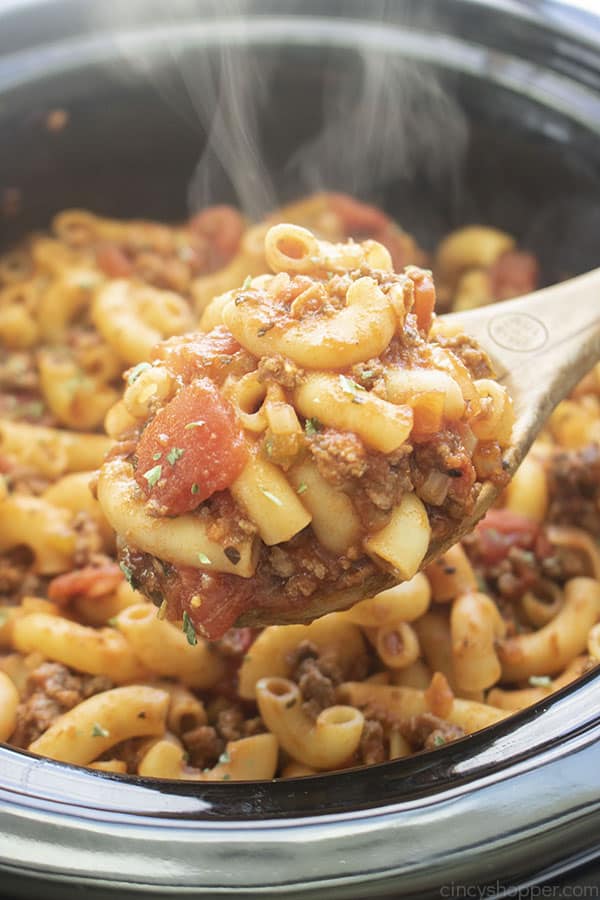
[
  {"xmin": 242, "ymin": 275, "xmax": 252, "ymax": 289},
  {"xmin": 166, "ymin": 447, "xmax": 185, "ymax": 466},
  {"xmin": 107, "ymin": 616, "xmax": 119, "ymax": 627},
  {"xmin": 296, "ymin": 482, "xmax": 308, "ymax": 495},
  {"xmin": 91, "ymin": 722, "xmax": 110, "ymax": 738},
  {"xmin": 224, "ymin": 546, "xmax": 241, "ymax": 565},
  {"xmin": 339, "ymin": 374, "xmax": 366, "ymax": 403},
  {"xmin": 119, "ymin": 561, "xmax": 134, "ymax": 586},
  {"xmin": 433, "ymin": 735, "xmax": 446, "ymax": 747},
  {"xmin": 475, "ymin": 573, "xmax": 488, "ymax": 593},
  {"xmin": 222, "ymin": 774, "xmax": 231, "ymax": 781},
  {"xmin": 261, "ymin": 489, "xmax": 283, "ymax": 507},
  {"xmin": 191, "ymin": 483, "xmax": 200, "ymax": 495},
  {"xmin": 152, "ymin": 452, "xmax": 162, "ymax": 461},
  {"xmin": 529, "ymin": 675, "xmax": 552, "ymax": 687},
  {"xmin": 182, "ymin": 611, "xmax": 197, "ymax": 646},
  {"xmin": 198, "ymin": 552, "xmax": 212, "ymax": 566},
  {"xmin": 21, "ymin": 400, "xmax": 45, "ymax": 419},
  {"xmin": 127, "ymin": 362, "xmax": 152, "ymax": 385},
  {"xmin": 304, "ymin": 417, "xmax": 322, "ymax": 436},
  {"xmin": 184, "ymin": 420, "xmax": 205, "ymax": 430},
  {"xmin": 218, "ymin": 750, "xmax": 231, "ymax": 765},
  {"xmin": 143, "ymin": 464, "xmax": 162, "ymax": 487}
]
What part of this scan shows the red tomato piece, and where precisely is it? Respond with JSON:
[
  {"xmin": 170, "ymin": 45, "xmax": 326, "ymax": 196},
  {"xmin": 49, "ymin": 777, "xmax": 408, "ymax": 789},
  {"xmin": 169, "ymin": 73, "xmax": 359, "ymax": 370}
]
[
  {"xmin": 188, "ymin": 205, "xmax": 245, "ymax": 267},
  {"xmin": 411, "ymin": 270, "xmax": 436, "ymax": 334},
  {"xmin": 489, "ymin": 250, "xmax": 539, "ymax": 301},
  {"xmin": 48, "ymin": 564, "xmax": 123, "ymax": 605},
  {"xmin": 96, "ymin": 243, "xmax": 134, "ymax": 278},
  {"xmin": 178, "ymin": 570, "xmax": 255, "ymax": 641},
  {"xmin": 135, "ymin": 378, "xmax": 248, "ymax": 515},
  {"xmin": 154, "ymin": 326, "xmax": 241, "ymax": 382},
  {"xmin": 474, "ymin": 508, "xmax": 541, "ymax": 566},
  {"xmin": 327, "ymin": 192, "xmax": 390, "ymax": 235}
]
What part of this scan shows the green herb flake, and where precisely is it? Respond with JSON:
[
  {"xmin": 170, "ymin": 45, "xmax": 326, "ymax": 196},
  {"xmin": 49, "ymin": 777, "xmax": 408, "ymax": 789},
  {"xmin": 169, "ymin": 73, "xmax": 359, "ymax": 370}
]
[
  {"xmin": 433, "ymin": 735, "xmax": 446, "ymax": 747},
  {"xmin": 339, "ymin": 374, "xmax": 366, "ymax": 403},
  {"xmin": 182, "ymin": 611, "xmax": 197, "ymax": 646},
  {"xmin": 296, "ymin": 482, "xmax": 308, "ymax": 495},
  {"xmin": 242, "ymin": 275, "xmax": 252, "ymax": 289},
  {"xmin": 475, "ymin": 573, "xmax": 488, "ymax": 593},
  {"xmin": 218, "ymin": 750, "xmax": 231, "ymax": 765},
  {"xmin": 127, "ymin": 362, "xmax": 152, "ymax": 385},
  {"xmin": 198, "ymin": 552, "xmax": 212, "ymax": 566},
  {"xmin": 166, "ymin": 447, "xmax": 185, "ymax": 466},
  {"xmin": 222, "ymin": 774, "xmax": 231, "ymax": 781},
  {"xmin": 152, "ymin": 452, "xmax": 162, "ymax": 461},
  {"xmin": 304, "ymin": 417, "xmax": 322, "ymax": 436},
  {"xmin": 261, "ymin": 489, "xmax": 283, "ymax": 507},
  {"xmin": 529, "ymin": 675, "xmax": 552, "ymax": 687},
  {"xmin": 191, "ymin": 483, "xmax": 200, "ymax": 495},
  {"xmin": 119, "ymin": 561, "xmax": 134, "ymax": 586},
  {"xmin": 184, "ymin": 420, "xmax": 205, "ymax": 430},
  {"xmin": 91, "ymin": 722, "xmax": 110, "ymax": 738},
  {"xmin": 22, "ymin": 400, "xmax": 45, "ymax": 419},
  {"xmin": 107, "ymin": 616, "xmax": 119, "ymax": 628},
  {"xmin": 143, "ymin": 464, "xmax": 162, "ymax": 487}
]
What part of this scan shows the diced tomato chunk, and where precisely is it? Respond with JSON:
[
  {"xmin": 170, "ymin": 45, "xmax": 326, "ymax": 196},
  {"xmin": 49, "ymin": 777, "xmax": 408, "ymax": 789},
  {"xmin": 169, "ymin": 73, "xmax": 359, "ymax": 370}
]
[
  {"xmin": 188, "ymin": 205, "xmax": 245, "ymax": 267},
  {"xmin": 96, "ymin": 243, "xmax": 134, "ymax": 278},
  {"xmin": 154, "ymin": 326, "xmax": 241, "ymax": 382},
  {"xmin": 135, "ymin": 378, "xmax": 248, "ymax": 515},
  {"xmin": 474, "ymin": 508, "xmax": 541, "ymax": 566},
  {"xmin": 178, "ymin": 570, "xmax": 255, "ymax": 641},
  {"xmin": 327, "ymin": 192, "xmax": 390, "ymax": 235},
  {"xmin": 48, "ymin": 564, "xmax": 123, "ymax": 605},
  {"xmin": 489, "ymin": 250, "xmax": 539, "ymax": 301},
  {"xmin": 411, "ymin": 270, "xmax": 436, "ymax": 334}
]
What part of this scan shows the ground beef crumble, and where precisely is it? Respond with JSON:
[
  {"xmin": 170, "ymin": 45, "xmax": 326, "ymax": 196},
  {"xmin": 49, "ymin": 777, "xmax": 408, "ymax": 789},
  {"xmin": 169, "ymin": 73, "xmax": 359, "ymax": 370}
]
[
  {"xmin": 309, "ymin": 429, "xmax": 367, "ymax": 486},
  {"xmin": 545, "ymin": 445, "xmax": 600, "ymax": 537},
  {"xmin": 182, "ymin": 699, "xmax": 264, "ymax": 769},
  {"xmin": 11, "ymin": 662, "xmax": 113, "ymax": 747},
  {"xmin": 256, "ymin": 354, "xmax": 304, "ymax": 389},
  {"xmin": 288, "ymin": 639, "xmax": 342, "ymax": 720},
  {"xmin": 436, "ymin": 333, "xmax": 494, "ymax": 380},
  {"xmin": 400, "ymin": 713, "xmax": 465, "ymax": 751},
  {"xmin": 358, "ymin": 718, "xmax": 386, "ymax": 765}
]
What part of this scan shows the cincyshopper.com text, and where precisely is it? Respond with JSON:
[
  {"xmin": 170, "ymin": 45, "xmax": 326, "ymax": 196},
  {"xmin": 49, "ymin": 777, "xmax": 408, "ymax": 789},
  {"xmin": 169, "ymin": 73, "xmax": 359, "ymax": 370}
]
[{"xmin": 440, "ymin": 883, "xmax": 600, "ymax": 898}]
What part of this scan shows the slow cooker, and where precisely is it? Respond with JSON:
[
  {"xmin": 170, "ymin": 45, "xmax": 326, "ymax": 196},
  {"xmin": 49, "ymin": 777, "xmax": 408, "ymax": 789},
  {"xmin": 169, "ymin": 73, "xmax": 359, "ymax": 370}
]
[{"xmin": 1, "ymin": 1, "xmax": 600, "ymax": 897}]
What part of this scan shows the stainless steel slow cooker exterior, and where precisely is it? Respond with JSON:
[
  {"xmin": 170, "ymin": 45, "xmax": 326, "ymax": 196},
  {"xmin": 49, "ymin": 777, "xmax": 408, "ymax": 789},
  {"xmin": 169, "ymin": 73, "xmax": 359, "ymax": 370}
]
[{"xmin": 1, "ymin": 2, "xmax": 600, "ymax": 897}]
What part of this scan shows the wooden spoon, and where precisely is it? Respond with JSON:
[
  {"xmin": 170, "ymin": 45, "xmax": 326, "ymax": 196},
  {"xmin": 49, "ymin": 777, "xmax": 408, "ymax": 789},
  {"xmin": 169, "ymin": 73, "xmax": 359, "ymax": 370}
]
[
  {"xmin": 424, "ymin": 265, "xmax": 600, "ymax": 562},
  {"xmin": 240, "ymin": 268, "xmax": 600, "ymax": 625}
]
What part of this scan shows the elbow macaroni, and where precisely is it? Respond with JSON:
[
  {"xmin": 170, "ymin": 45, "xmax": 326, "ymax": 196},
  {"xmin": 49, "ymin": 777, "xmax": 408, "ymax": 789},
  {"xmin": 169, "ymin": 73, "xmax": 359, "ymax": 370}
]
[{"xmin": 0, "ymin": 198, "xmax": 596, "ymax": 780}]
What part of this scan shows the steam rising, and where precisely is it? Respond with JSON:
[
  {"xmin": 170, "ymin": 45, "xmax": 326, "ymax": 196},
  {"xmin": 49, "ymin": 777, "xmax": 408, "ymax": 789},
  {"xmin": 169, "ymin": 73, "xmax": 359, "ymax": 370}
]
[{"xmin": 91, "ymin": 1, "xmax": 468, "ymax": 222}]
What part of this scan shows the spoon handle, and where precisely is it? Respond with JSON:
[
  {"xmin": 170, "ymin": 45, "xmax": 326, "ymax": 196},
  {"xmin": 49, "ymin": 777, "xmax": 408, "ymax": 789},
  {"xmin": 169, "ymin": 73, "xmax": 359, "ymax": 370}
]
[{"xmin": 441, "ymin": 267, "xmax": 600, "ymax": 470}]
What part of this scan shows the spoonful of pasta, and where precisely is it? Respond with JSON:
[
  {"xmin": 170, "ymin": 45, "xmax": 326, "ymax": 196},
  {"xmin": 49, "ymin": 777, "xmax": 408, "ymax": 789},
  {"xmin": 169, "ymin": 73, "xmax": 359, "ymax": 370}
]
[{"xmin": 96, "ymin": 224, "xmax": 600, "ymax": 640}]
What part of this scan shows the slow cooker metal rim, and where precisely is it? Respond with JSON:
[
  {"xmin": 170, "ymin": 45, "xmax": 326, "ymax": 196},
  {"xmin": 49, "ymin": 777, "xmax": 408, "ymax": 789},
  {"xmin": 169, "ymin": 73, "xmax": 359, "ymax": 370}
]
[{"xmin": 1, "ymin": 13, "xmax": 600, "ymax": 132}]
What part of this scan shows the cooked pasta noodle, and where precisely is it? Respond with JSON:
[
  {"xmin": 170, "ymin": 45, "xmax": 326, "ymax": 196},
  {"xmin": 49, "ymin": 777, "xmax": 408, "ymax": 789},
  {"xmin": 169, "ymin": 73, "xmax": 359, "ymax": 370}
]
[{"xmin": 0, "ymin": 194, "xmax": 596, "ymax": 782}]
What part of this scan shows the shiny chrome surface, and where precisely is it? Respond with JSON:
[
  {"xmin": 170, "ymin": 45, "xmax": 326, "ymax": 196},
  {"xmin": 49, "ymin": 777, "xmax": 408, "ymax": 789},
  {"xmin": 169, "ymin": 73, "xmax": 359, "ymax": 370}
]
[{"xmin": 0, "ymin": 1, "xmax": 599, "ymax": 897}]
